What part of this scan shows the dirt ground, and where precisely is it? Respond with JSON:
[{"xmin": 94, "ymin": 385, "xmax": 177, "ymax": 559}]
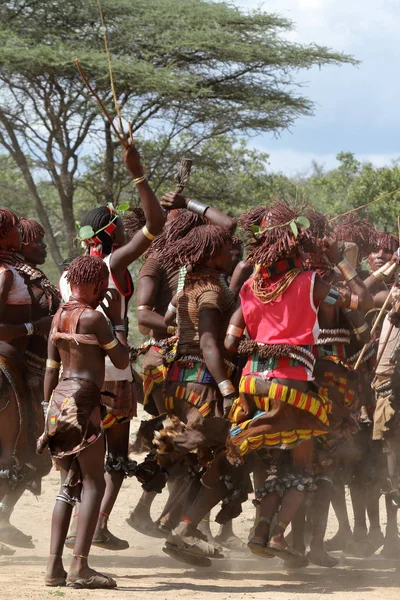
[{"xmin": 1, "ymin": 433, "xmax": 399, "ymax": 599}]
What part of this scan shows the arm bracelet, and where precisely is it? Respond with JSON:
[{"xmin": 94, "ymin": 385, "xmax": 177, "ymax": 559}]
[
  {"xmin": 167, "ymin": 326, "xmax": 176, "ymax": 336},
  {"xmin": 133, "ymin": 175, "xmax": 146, "ymax": 185},
  {"xmin": 349, "ymin": 293, "xmax": 359, "ymax": 311},
  {"xmin": 227, "ymin": 324, "xmax": 244, "ymax": 338},
  {"xmin": 353, "ymin": 322, "xmax": 369, "ymax": 336},
  {"xmin": 137, "ymin": 305, "xmax": 154, "ymax": 311},
  {"xmin": 114, "ymin": 325, "xmax": 127, "ymax": 332},
  {"xmin": 167, "ymin": 302, "xmax": 177, "ymax": 314},
  {"xmin": 324, "ymin": 288, "xmax": 339, "ymax": 305},
  {"xmin": 46, "ymin": 359, "xmax": 60, "ymax": 370},
  {"xmin": 24, "ymin": 322, "xmax": 35, "ymax": 336},
  {"xmin": 373, "ymin": 261, "xmax": 397, "ymax": 280},
  {"xmin": 337, "ymin": 258, "xmax": 357, "ymax": 282},
  {"xmin": 218, "ymin": 379, "xmax": 236, "ymax": 397},
  {"xmin": 102, "ymin": 338, "xmax": 118, "ymax": 350},
  {"xmin": 187, "ymin": 199, "xmax": 209, "ymax": 217},
  {"xmin": 142, "ymin": 226, "xmax": 156, "ymax": 241}
]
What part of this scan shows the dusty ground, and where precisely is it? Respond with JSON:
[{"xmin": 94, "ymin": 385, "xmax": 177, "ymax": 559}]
[{"xmin": 1, "ymin": 466, "xmax": 400, "ymax": 600}]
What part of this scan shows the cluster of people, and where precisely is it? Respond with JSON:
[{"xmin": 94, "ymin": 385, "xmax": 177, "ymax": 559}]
[{"xmin": 1, "ymin": 141, "xmax": 400, "ymax": 590}]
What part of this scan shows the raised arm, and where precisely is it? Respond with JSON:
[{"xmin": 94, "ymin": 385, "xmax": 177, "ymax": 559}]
[
  {"xmin": 110, "ymin": 144, "xmax": 165, "ymax": 279},
  {"xmin": 161, "ymin": 192, "xmax": 236, "ymax": 233}
]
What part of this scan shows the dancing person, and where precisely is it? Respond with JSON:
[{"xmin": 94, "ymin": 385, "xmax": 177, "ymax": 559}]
[
  {"xmin": 62, "ymin": 143, "xmax": 165, "ymax": 551},
  {"xmin": 38, "ymin": 255, "xmax": 129, "ymax": 589}
]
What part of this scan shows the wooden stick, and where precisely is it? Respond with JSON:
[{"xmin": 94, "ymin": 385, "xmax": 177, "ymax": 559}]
[
  {"xmin": 372, "ymin": 215, "xmax": 400, "ymax": 370},
  {"xmin": 75, "ymin": 59, "xmax": 127, "ymax": 148},
  {"xmin": 174, "ymin": 158, "xmax": 193, "ymax": 193},
  {"xmin": 329, "ymin": 187, "xmax": 400, "ymax": 223},
  {"xmin": 96, "ymin": 0, "xmax": 124, "ymax": 137},
  {"xmin": 354, "ymin": 287, "xmax": 394, "ymax": 370}
]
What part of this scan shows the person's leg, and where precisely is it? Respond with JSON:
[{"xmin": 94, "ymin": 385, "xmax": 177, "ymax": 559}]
[
  {"xmin": 268, "ymin": 441, "xmax": 313, "ymax": 553},
  {"xmin": 307, "ymin": 477, "xmax": 338, "ymax": 567},
  {"xmin": 46, "ymin": 458, "xmax": 74, "ymax": 584},
  {"xmin": 94, "ymin": 421, "xmax": 131, "ymax": 550},
  {"xmin": 0, "ymin": 486, "xmax": 34, "ymax": 547},
  {"xmin": 325, "ymin": 481, "xmax": 352, "ymax": 550},
  {"xmin": 67, "ymin": 437, "xmax": 113, "ymax": 584}
]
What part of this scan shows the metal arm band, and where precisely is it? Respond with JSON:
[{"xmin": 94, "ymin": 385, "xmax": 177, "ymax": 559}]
[
  {"xmin": 187, "ymin": 199, "xmax": 209, "ymax": 217},
  {"xmin": 349, "ymin": 294, "xmax": 359, "ymax": 311},
  {"xmin": 102, "ymin": 338, "xmax": 118, "ymax": 350},
  {"xmin": 218, "ymin": 379, "xmax": 236, "ymax": 397},
  {"xmin": 227, "ymin": 324, "xmax": 244, "ymax": 338},
  {"xmin": 137, "ymin": 305, "xmax": 154, "ymax": 311},
  {"xmin": 24, "ymin": 322, "xmax": 35, "ymax": 336},
  {"xmin": 353, "ymin": 322, "xmax": 369, "ymax": 336},
  {"xmin": 168, "ymin": 302, "xmax": 177, "ymax": 314},
  {"xmin": 46, "ymin": 359, "xmax": 61, "ymax": 370},
  {"xmin": 142, "ymin": 226, "xmax": 156, "ymax": 241},
  {"xmin": 324, "ymin": 288, "xmax": 339, "ymax": 305},
  {"xmin": 337, "ymin": 258, "xmax": 357, "ymax": 282}
]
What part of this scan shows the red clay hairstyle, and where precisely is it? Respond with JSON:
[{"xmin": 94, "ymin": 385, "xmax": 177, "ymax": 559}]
[
  {"xmin": 165, "ymin": 223, "xmax": 232, "ymax": 270},
  {"xmin": 20, "ymin": 218, "xmax": 45, "ymax": 244},
  {"xmin": 247, "ymin": 200, "xmax": 312, "ymax": 265},
  {"xmin": 375, "ymin": 230, "xmax": 399, "ymax": 255},
  {"xmin": 0, "ymin": 208, "xmax": 19, "ymax": 239},
  {"xmin": 123, "ymin": 207, "xmax": 147, "ymax": 239},
  {"xmin": 66, "ymin": 255, "xmax": 109, "ymax": 286},
  {"xmin": 334, "ymin": 214, "xmax": 378, "ymax": 258},
  {"xmin": 237, "ymin": 206, "xmax": 267, "ymax": 238}
]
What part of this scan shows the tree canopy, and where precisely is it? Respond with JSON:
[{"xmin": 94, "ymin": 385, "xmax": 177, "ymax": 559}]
[{"xmin": 0, "ymin": 0, "xmax": 356, "ymax": 267}]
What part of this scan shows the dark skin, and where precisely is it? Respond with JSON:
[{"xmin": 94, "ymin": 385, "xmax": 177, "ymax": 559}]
[
  {"xmin": 0, "ymin": 226, "xmax": 50, "ymax": 481},
  {"xmin": 0, "ymin": 232, "xmax": 54, "ymax": 547},
  {"xmin": 75, "ymin": 144, "xmax": 164, "ymax": 546},
  {"xmin": 45, "ymin": 279, "xmax": 129, "ymax": 586},
  {"xmin": 224, "ymin": 241, "xmax": 365, "ymax": 553},
  {"xmin": 163, "ymin": 242, "xmax": 236, "ymax": 544},
  {"xmin": 137, "ymin": 193, "xmax": 236, "ymax": 337},
  {"xmin": 106, "ymin": 144, "xmax": 165, "ymax": 294}
]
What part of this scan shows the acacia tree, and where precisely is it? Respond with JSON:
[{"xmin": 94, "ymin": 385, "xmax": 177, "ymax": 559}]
[{"xmin": 0, "ymin": 0, "xmax": 356, "ymax": 266}]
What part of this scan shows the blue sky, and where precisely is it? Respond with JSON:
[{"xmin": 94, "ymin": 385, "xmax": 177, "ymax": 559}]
[{"xmin": 236, "ymin": 0, "xmax": 400, "ymax": 175}]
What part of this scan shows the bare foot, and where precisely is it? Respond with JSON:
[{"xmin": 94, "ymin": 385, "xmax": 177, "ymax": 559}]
[{"xmin": 45, "ymin": 555, "xmax": 67, "ymax": 586}]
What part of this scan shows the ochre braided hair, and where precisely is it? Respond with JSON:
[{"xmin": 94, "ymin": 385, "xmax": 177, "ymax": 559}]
[
  {"xmin": 237, "ymin": 206, "xmax": 267, "ymax": 238},
  {"xmin": 247, "ymin": 201, "xmax": 312, "ymax": 265},
  {"xmin": 67, "ymin": 255, "xmax": 109, "ymax": 286},
  {"xmin": 150, "ymin": 209, "xmax": 206, "ymax": 268},
  {"xmin": 375, "ymin": 230, "xmax": 399, "ymax": 255},
  {"xmin": 166, "ymin": 224, "xmax": 232, "ymax": 269},
  {"xmin": 0, "ymin": 208, "xmax": 19, "ymax": 239},
  {"xmin": 334, "ymin": 214, "xmax": 378, "ymax": 258},
  {"xmin": 20, "ymin": 218, "xmax": 45, "ymax": 244},
  {"xmin": 123, "ymin": 207, "xmax": 146, "ymax": 239}
]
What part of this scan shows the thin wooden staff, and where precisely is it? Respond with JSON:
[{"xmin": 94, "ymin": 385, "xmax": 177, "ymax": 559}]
[
  {"xmin": 174, "ymin": 158, "xmax": 193, "ymax": 193},
  {"xmin": 75, "ymin": 59, "xmax": 127, "ymax": 148},
  {"xmin": 354, "ymin": 287, "xmax": 394, "ymax": 370},
  {"xmin": 329, "ymin": 187, "xmax": 400, "ymax": 223},
  {"xmin": 96, "ymin": 0, "xmax": 125, "ymax": 138},
  {"xmin": 372, "ymin": 216, "xmax": 400, "ymax": 370}
]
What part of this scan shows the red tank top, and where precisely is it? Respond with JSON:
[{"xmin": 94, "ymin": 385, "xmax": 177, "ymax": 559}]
[
  {"xmin": 240, "ymin": 270, "xmax": 319, "ymax": 381},
  {"xmin": 240, "ymin": 270, "xmax": 319, "ymax": 345}
]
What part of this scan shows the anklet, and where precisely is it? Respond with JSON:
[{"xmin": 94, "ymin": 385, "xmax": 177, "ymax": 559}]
[
  {"xmin": 49, "ymin": 553, "xmax": 61, "ymax": 557},
  {"xmin": 99, "ymin": 511, "xmax": 109, "ymax": 519},
  {"xmin": 72, "ymin": 554, "xmax": 88, "ymax": 559},
  {"xmin": 257, "ymin": 516, "xmax": 271, "ymax": 524},
  {"xmin": 277, "ymin": 521, "xmax": 288, "ymax": 531},
  {"xmin": 182, "ymin": 516, "xmax": 192, "ymax": 525}
]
